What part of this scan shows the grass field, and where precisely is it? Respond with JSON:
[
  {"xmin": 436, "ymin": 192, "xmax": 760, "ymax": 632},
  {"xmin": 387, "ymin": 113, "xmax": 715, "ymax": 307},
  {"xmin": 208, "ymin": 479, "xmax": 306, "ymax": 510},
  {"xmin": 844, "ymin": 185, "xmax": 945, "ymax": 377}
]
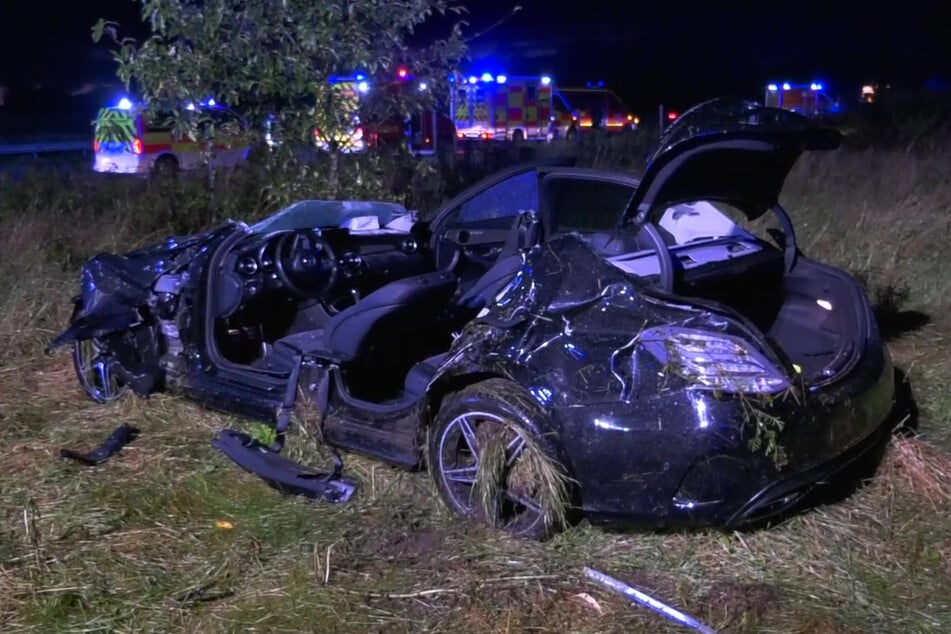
[{"xmin": 1, "ymin": 137, "xmax": 950, "ymax": 633}]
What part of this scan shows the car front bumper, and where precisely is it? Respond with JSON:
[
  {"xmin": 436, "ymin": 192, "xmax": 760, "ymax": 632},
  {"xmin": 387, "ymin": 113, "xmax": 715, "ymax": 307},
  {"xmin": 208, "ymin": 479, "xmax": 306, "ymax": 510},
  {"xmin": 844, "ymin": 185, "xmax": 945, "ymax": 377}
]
[{"xmin": 94, "ymin": 152, "xmax": 150, "ymax": 175}]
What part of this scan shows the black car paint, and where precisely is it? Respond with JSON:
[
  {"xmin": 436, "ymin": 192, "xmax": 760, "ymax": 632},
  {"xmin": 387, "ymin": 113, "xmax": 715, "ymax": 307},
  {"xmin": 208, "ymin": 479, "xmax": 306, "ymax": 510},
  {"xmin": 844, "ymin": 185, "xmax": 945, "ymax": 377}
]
[
  {"xmin": 49, "ymin": 100, "xmax": 896, "ymax": 530},
  {"xmin": 433, "ymin": 236, "xmax": 893, "ymax": 527}
]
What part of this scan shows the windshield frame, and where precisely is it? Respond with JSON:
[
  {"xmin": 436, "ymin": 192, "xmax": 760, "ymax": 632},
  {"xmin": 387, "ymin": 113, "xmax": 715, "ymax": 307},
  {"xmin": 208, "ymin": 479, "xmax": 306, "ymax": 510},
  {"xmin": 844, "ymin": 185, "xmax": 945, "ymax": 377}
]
[{"xmin": 249, "ymin": 199, "xmax": 411, "ymax": 234}]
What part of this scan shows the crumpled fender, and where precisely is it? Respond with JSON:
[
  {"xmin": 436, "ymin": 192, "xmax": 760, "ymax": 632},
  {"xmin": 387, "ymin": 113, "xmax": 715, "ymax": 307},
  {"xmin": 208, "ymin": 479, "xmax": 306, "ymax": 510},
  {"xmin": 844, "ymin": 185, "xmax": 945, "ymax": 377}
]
[
  {"xmin": 46, "ymin": 304, "xmax": 144, "ymax": 352},
  {"xmin": 47, "ymin": 224, "xmax": 236, "ymax": 352},
  {"xmin": 46, "ymin": 254, "xmax": 153, "ymax": 352}
]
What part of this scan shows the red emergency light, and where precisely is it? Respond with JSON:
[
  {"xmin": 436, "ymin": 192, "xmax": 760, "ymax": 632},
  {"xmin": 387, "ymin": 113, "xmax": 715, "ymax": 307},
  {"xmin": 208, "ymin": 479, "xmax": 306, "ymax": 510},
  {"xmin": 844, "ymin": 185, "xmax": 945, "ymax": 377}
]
[
  {"xmin": 397, "ymin": 67, "xmax": 408, "ymax": 79},
  {"xmin": 667, "ymin": 111, "xmax": 678, "ymax": 121}
]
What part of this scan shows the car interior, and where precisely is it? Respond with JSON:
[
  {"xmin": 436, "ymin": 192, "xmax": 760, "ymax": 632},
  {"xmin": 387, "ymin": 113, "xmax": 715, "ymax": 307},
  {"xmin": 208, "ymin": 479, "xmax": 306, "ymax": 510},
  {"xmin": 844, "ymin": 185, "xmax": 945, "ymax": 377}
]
[
  {"xmin": 208, "ymin": 166, "xmax": 828, "ymax": 405},
  {"xmin": 210, "ymin": 203, "xmax": 542, "ymax": 403}
]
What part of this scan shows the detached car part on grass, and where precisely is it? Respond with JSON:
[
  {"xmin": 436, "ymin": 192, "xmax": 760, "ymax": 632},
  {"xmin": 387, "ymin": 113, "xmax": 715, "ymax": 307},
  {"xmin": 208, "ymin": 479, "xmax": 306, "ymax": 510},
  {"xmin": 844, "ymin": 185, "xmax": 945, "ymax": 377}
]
[{"xmin": 49, "ymin": 99, "xmax": 896, "ymax": 539}]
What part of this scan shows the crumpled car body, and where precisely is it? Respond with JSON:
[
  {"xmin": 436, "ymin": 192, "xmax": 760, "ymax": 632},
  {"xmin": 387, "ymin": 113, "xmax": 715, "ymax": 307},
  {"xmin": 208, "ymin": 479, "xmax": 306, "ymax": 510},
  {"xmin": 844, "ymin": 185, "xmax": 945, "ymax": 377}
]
[
  {"xmin": 50, "ymin": 99, "xmax": 896, "ymax": 535},
  {"xmin": 444, "ymin": 235, "xmax": 894, "ymax": 526}
]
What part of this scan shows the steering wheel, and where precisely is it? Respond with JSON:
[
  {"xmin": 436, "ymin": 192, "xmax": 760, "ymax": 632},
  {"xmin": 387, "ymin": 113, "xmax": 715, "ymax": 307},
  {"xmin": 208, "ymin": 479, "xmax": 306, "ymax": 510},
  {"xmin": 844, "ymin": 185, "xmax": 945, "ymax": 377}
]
[{"xmin": 273, "ymin": 230, "xmax": 339, "ymax": 298}]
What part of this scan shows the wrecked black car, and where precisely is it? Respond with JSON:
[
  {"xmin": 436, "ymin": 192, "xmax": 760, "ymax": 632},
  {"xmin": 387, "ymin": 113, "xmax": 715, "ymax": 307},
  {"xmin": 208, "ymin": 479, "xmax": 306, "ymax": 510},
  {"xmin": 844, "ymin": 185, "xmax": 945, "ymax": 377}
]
[{"xmin": 50, "ymin": 99, "xmax": 896, "ymax": 539}]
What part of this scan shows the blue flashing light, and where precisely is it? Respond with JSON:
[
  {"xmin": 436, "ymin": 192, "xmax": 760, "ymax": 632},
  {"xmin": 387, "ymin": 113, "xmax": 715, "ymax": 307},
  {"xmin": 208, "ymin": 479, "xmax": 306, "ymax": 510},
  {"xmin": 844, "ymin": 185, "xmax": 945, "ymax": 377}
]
[
  {"xmin": 496, "ymin": 74, "xmax": 507, "ymax": 84},
  {"xmin": 418, "ymin": 82, "xmax": 428, "ymax": 91},
  {"xmin": 185, "ymin": 102, "xmax": 196, "ymax": 111},
  {"xmin": 541, "ymin": 75, "xmax": 552, "ymax": 86},
  {"xmin": 468, "ymin": 75, "xmax": 478, "ymax": 84},
  {"xmin": 116, "ymin": 97, "xmax": 134, "ymax": 110},
  {"xmin": 356, "ymin": 73, "xmax": 366, "ymax": 81},
  {"xmin": 357, "ymin": 81, "xmax": 369, "ymax": 93},
  {"xmin": 782, "ymin": 82, "xmax": 791, "ymax": 90},
  {"xmin": 598, "ymin": 80, "xmax": 604, "ymax": 87},
  {"xmin": 767, "ymin": 83, "xmax": 778, "ymax": 91},
  {"xmin": 481, "ymin": 72, "xmax": 494, "ymax": 82},
  {"xmin": 810, "ymin": 82, "xmax": 823, "ymax": 91},
  {"xmin": 206, "ymin": 98, "xmax": 216, "ymax": 106}
]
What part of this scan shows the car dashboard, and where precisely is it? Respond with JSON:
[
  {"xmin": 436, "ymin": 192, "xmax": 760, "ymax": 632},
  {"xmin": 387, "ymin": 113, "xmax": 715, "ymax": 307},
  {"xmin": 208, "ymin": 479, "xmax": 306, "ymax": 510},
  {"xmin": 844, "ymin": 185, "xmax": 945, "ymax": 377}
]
[{"xmin": 224, "ymin": 225, "xmax": 431, "ymax": 315}]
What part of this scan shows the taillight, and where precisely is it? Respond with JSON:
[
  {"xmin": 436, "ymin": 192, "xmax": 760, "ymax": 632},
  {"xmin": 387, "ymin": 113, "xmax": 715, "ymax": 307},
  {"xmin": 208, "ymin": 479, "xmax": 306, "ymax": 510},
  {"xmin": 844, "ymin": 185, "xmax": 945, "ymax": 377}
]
[
  {"xmin": 132, "ymin": 138, "xmax": 143, "ymax": 154},
  {"xmin": 93, "ymin": 140, "xmax": 100, "ymax": 152}
]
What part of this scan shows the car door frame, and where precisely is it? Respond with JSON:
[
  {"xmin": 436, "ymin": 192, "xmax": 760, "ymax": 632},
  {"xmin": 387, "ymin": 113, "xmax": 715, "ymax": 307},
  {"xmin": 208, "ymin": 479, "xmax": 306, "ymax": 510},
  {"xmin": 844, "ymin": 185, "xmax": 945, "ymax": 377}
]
[
  {"xmin": 427, "ymin": 163, "xmax": 545, "ymax": 273},
  {"xmin": 535, "ymin": 168, "xmax": 642, "ymax": 241}
]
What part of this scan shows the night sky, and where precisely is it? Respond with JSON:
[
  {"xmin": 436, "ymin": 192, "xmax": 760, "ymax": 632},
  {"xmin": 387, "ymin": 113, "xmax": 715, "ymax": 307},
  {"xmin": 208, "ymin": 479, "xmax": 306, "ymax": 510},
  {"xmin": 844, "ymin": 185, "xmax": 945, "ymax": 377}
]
[{"xmin": 0, "ymin": 0, "xmax": 946, "ymax": 114}]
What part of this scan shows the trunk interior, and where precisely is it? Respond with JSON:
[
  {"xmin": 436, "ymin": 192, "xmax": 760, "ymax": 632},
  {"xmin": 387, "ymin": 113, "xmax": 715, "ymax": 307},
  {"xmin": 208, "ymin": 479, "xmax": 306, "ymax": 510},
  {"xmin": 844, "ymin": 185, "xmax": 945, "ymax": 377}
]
[{"xmin": 677, "ymin": 250, "xmax": 869, "ymax": 382}]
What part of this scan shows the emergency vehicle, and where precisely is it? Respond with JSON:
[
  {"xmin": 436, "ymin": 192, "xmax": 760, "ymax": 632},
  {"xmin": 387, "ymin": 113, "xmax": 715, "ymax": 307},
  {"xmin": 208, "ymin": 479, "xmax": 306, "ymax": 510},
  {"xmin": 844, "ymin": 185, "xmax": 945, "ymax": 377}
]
[
  {"xmin": 310, "ymin": 68, "xmax": 456, "ymax": 156},
  {"xmin": 764, "ymin": 81, "xmax": 839, "ymax": 117},
  {"xmin": 93, "ymin": 97, "xmax": 251, "ymax": 176},
  {"xmin": 312, "ymin": 74, "xmax": 369, "ymax": 153},
  {"xmin": 449, "ymin": 72, "xmax": 556, "ymax": 142},
  {"xmin": 361, "ymin": 67, "xmax": 456, "ymax": 156},
  {"xmin": 549, "ymin": 83, "xmax": 639, "ymax": 139}
]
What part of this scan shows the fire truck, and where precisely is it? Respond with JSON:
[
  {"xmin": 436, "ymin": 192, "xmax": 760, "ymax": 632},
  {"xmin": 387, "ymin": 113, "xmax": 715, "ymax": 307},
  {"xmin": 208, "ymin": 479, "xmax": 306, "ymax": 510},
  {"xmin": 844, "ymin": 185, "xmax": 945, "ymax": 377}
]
[
  {"xmin": 361, "ymin": 67, "xmax": 456, "ymax": 156},
  {"xmin": 310, "ymin": 68, "xmax": 455, "ymax": 156},
  {"xmin": 764, "ymin": 81, "xmax": 839, "ymax": 117},
  {"xmin": 449, "ymin": 72, "xmax": 556, "ymax": 142}
]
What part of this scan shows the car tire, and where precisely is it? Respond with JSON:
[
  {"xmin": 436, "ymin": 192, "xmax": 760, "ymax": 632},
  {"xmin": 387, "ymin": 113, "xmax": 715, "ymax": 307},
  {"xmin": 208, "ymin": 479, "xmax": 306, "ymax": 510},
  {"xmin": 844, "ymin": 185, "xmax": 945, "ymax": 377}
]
[
  {"xmin": 428, "ymin": 378, "xmax": 576, "ymax": 540},
  {"xmin": 72, "ymin": 337, "xmax": 131, "ymax": 404}
]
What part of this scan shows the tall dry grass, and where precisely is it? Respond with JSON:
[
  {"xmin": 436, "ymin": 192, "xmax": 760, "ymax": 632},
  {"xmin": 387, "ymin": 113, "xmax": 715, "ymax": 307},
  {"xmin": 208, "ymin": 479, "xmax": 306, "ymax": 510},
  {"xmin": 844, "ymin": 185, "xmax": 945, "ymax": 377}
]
[{"xmin": 1, "ymin": 133, "xmax": 950, "ymax": 633}]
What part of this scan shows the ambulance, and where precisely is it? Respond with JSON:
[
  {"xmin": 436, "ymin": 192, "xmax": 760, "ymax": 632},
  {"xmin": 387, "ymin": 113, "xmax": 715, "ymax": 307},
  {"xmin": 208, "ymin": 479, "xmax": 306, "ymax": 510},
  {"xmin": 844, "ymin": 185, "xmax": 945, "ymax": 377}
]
[
  {"xmin": 549, "ymin": 83, "xmax": 640, "ymax": 139},
  {"xmin": 449, "ymin": 72, "xmax": 557, "ymax": 142},
  {"xmin": 764, "ymin": 81, "xmax": 839, "ymax": 117},
  {"xmin": 312, "ymin": 74, "xmax": 369, "ymax": 153},
  {"xmin": 92, "ymin": 97, "xmax": 252, "ymax": 176}
]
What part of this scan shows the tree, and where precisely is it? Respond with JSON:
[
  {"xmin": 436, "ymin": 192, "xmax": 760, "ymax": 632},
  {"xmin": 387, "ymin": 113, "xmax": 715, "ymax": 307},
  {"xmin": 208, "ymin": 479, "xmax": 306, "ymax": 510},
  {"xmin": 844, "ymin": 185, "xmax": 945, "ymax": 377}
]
[{"xmin": 92, "ymin": 0, "xmax": 468, "ymax": 194}]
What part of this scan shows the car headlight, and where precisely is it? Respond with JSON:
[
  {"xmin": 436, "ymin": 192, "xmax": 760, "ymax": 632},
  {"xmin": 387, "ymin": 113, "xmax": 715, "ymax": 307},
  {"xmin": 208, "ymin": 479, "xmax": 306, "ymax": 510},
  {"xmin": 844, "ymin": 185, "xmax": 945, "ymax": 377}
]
[{"xmin": 637, "ymin": 326, "xmax": 790, "ymax": 394}]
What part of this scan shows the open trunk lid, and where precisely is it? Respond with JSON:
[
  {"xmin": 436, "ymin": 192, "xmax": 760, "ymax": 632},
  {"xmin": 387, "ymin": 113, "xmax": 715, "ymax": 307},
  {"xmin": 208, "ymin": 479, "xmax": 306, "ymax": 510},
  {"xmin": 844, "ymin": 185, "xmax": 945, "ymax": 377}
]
[{"xmin": 620, "ymin": 99, "xmax": 842, "ymax": 228}]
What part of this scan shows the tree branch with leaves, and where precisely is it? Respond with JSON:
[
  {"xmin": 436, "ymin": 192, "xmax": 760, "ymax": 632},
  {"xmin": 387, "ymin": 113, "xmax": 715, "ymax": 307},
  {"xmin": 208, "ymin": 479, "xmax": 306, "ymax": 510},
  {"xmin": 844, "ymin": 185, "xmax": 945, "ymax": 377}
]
[{"xmin": 92, "ymin": 0, "xmax": 469, "ymax": 190}]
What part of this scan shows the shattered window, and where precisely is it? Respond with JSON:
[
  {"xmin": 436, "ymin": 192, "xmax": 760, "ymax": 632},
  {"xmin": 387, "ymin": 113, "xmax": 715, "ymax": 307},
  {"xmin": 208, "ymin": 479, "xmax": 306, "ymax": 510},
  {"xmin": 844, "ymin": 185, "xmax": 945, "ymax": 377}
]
[{"xmin": 451, "ymin": 170, "xmax": 539, "ymax": 226}]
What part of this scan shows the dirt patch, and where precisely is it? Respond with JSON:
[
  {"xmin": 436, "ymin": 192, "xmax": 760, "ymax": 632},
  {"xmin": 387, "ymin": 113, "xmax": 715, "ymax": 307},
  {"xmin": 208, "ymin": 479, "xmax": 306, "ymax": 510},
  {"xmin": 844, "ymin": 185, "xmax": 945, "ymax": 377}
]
[
  {"xmin": 703, "ymin": 581, "xmax": 778, "ymax": 630},
  {"xmin": 791, "ymin": 615, "xmax": 874, "ymax": 634},
  {"xmin": 0, "ymin": 442, "xmax": 59, "ymax": 481},
  {"xmin": 877, "ymin": 436, "xmax": 951, "ymax": 509},
  {"xmin": 368, "ymin": 527, "xmax": 447, "ymax": 561}
]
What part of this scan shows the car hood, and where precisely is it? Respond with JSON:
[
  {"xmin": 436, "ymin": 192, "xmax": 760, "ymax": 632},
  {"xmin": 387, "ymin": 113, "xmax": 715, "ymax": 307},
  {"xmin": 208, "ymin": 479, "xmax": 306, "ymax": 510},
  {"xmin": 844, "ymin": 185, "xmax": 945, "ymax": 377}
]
[
  {"xmin": 620, "ymin": 99, "xmax": 842, "ymax": 227},
  {"xmin": 46, "ymin": 224, "xmax": 240, "ymax": 351}
]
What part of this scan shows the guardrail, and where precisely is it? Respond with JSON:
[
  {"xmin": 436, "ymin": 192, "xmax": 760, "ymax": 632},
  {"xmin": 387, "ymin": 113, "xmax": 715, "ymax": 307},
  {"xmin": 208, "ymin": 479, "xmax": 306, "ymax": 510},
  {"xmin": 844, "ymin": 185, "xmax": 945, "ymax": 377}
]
[{"xmin": 0, "ymin": 141, "xmax": 91, "ymax": 157}]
